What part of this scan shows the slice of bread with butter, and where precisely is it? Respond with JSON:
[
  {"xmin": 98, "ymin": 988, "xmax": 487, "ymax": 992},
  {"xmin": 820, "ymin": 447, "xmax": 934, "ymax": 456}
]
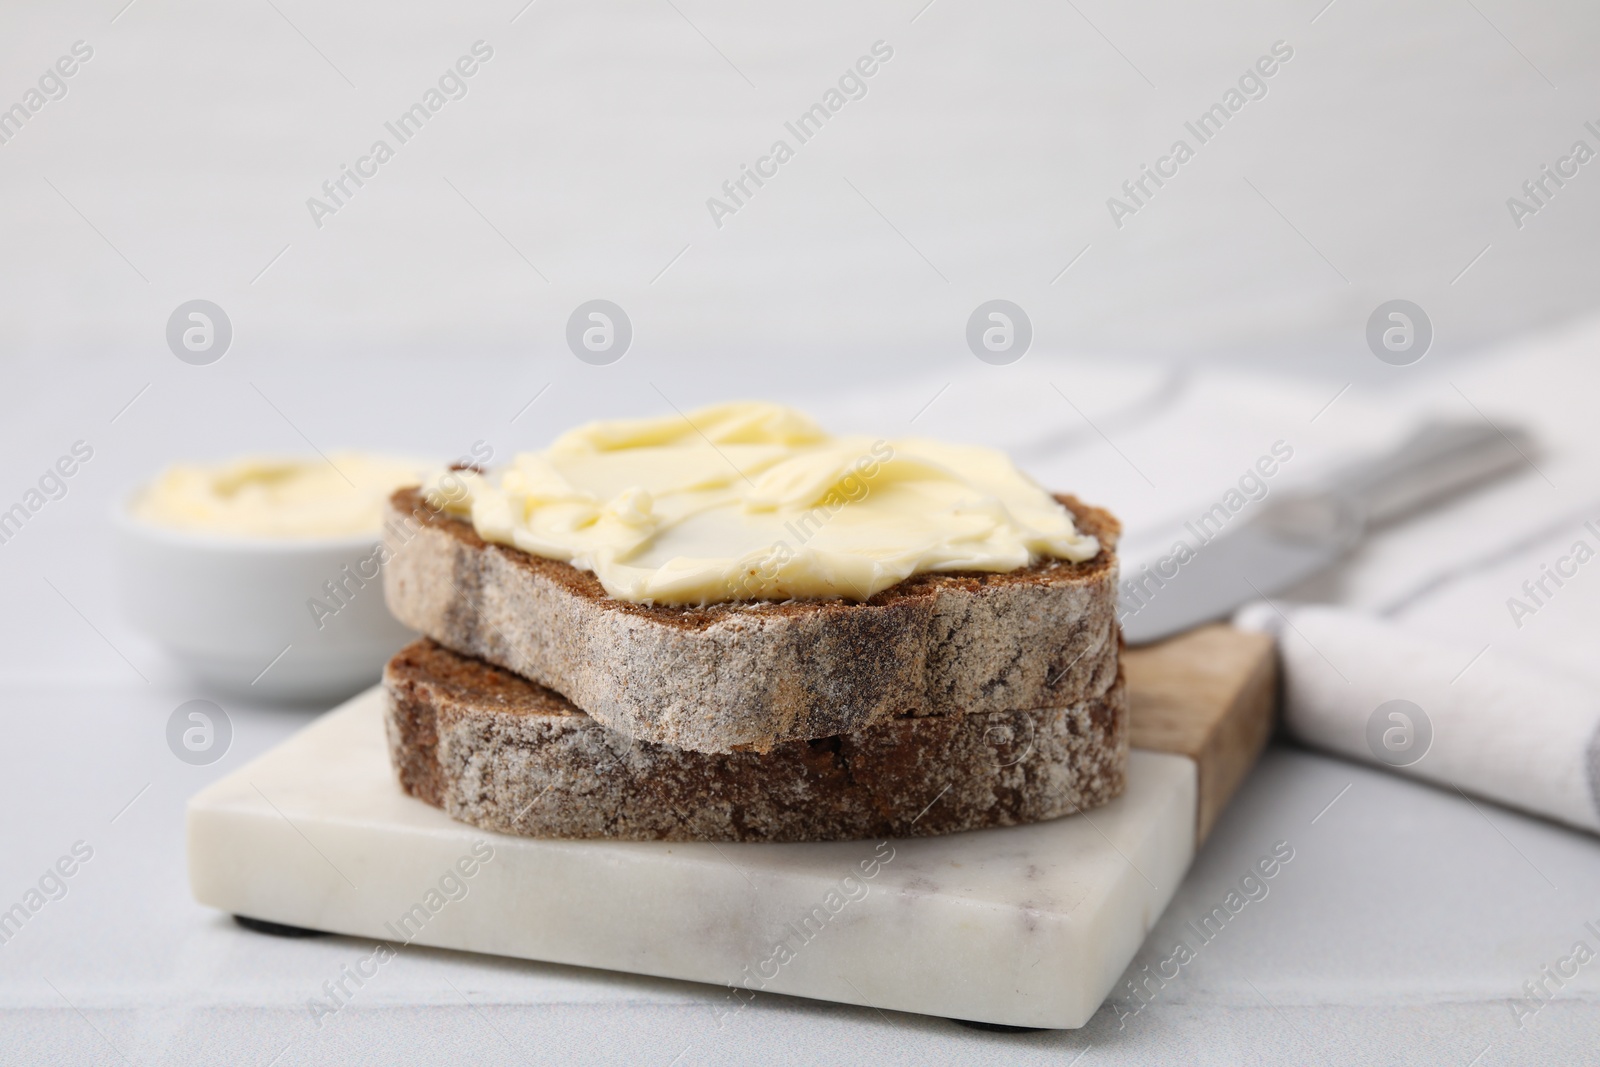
[{"xmin": 381, "ymin": 402, "xmax": 1120, "ymax": 754}]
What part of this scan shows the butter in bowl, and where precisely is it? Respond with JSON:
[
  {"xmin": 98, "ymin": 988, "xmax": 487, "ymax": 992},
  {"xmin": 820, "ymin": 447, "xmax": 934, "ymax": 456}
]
[{"xmin": 115, "ymin": 452, "xmax": 431, "ymax": 702}]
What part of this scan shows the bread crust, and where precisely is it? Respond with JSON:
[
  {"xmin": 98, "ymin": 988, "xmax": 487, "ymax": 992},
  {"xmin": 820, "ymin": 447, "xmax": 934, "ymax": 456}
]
[
  {"xmin": 382, "ymin": 488, "xmax": 1121, "ymax": 754},
  {"xmin": 384, "ymin": 638, "xmax": 1128, "ymax": 843}
]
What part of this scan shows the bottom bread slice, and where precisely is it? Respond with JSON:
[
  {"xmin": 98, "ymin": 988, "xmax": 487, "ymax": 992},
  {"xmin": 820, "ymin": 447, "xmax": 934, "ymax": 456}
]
[{"xmin": 383, "ymin": 638, "xmax": 1128, "ymax": 842}]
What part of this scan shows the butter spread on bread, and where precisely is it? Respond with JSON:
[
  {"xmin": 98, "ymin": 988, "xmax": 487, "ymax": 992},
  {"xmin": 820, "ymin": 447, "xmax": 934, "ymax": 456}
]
[{"xmin": 422, "ymin": 401, "xmax": 1099, "ymax": 605}]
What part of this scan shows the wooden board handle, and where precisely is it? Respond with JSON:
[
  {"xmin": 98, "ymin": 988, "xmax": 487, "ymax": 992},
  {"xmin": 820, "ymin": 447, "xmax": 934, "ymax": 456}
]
[{"xmin": 1124, "ymin": 624, "xmax": 1278, "ymax": 844}]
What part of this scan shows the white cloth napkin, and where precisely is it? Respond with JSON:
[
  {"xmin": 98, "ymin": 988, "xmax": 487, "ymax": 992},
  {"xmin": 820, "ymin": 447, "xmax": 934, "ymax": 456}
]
[
  {"xmin": 1236, "ymin": 603, "xmax": 1600, "ymax": 834},
  {"xmin": 806, "ymin": 315, "xmax": 1600, "ymax": 835},
  {"xmin": 1230, "ymin": 317, "xmax": 1600, "ymax": 834}
]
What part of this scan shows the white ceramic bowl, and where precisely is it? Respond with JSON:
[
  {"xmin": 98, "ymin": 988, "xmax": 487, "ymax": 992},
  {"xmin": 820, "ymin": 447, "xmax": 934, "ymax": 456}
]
[{"xmin": 113, "ymin": 500, "xmax": 416, "ymax": 702}]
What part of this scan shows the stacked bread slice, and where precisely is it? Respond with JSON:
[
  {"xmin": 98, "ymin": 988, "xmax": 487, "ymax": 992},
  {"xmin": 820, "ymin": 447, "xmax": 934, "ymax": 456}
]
[{"xmin": 379, "ymin": 487, "xmax": 1127, "ymax": 842}]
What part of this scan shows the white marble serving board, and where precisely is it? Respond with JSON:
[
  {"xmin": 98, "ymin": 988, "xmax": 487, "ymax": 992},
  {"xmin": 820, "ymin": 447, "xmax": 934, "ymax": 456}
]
[{"xmin": 187, "ymin": 688, "xmax": 1196, "ymax": 1029}]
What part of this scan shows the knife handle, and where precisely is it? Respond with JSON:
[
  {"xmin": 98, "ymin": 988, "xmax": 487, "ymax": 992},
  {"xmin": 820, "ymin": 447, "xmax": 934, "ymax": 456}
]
[{"xmin": 1333, "ymin": 420, "xmax": 1534, "ymax": 528}]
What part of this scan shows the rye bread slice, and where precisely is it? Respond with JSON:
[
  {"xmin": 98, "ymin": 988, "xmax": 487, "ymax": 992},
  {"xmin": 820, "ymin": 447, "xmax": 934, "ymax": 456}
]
[
  {"xmin": 384, "ymin": 637, "xmax": 1128, "ymax": 842},
  {"xmin": 382, "ymin": 487, "xmax": 1120, "ymax": 754}
]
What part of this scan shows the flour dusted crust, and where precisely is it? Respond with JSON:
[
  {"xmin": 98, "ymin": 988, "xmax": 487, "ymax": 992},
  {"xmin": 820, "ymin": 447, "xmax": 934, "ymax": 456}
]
[
  {"xmin": 384, "ymin": 638, "xmax": 1128, "ymax": 843},
  {"xmin": 382, "ymin": 488, "xmax": 1121, "ymax": 754}
]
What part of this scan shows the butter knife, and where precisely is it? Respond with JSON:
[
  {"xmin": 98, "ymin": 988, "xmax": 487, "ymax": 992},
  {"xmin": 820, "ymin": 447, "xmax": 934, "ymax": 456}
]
[{"xmin": 1118, "ymin": 420, "xmax": 1535, "ymax": 645}]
